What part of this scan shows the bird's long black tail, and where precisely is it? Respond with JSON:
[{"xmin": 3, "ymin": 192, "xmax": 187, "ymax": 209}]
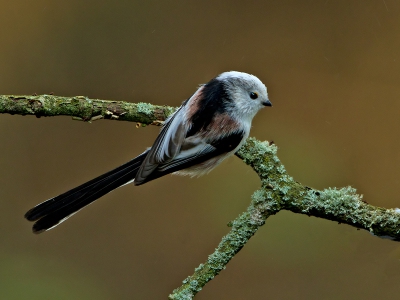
[{"xmin": 25, "ymin": 151, "xmax": 148, "ymax": 234}]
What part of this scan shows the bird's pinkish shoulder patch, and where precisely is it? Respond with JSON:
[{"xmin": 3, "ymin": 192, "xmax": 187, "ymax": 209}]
[{"xmin": 185, "ymin": 86, "xmax": 205, "ymax": 119}]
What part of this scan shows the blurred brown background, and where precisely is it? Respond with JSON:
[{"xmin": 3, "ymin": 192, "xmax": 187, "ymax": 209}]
[{"xmin": 1, "ymin": 0, "xmax": 400, "ymax": 299}]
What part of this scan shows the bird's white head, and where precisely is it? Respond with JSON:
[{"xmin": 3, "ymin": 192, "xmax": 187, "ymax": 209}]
[{"xmin": 216, "ymin": 71, "xmax": 271, "ymax": 121}]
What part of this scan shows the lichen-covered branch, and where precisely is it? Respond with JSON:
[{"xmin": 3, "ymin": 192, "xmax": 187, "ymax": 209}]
[
  {"xmin": 237, "ymin": 138, "xmax": 400, "ymax": 240},
  {"xmin": 169, "ymin": 138, "xmax": 400, "ymax": 299},
  {"xmin": 1, "ymin": 95, "xmax": 399, "ymax": 299},
  {"xmin": 0, "ymin": 94, "xmax": 175, "ymax": 125},
  {"xmin": 168, "ymin": 186, "xmax": 281, "ymax": 300}
]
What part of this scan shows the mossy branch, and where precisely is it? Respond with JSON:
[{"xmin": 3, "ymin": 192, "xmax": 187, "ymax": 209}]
[
  {"xmin": 170, "ymin": 139, "xmax": 400, "ymax": 299},
  {"xmin": 0, "ymin": 94, "xmax": 174, "ymax": 125},
  {"xmin": 2, "ymin": 95, "xmax": 399, "ymax": 299}
]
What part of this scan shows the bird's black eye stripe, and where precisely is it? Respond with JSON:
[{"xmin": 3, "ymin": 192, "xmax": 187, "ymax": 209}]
[{"xmin": 250, "ymin": 92, "xmax": 258, "ymax": 99}]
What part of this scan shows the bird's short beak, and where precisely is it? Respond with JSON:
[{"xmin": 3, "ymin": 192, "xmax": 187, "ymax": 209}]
[{"xmin": 262, "ymin": 99, "xmax": 272, "ymax": 107}]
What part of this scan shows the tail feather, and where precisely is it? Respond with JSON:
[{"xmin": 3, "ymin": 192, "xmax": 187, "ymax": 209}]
[{"xmin": 25, "ymin": 151, "xmax": 148, "ymax": 233}]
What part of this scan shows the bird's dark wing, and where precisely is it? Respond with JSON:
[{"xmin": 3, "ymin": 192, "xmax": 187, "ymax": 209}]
[
  {"xmin": 136, "ymin": 130, "xmax": 246, "ymax": 184},
  {"xmin": 134, "ymin": 104, "xmax": 189, "ymax": 184}
]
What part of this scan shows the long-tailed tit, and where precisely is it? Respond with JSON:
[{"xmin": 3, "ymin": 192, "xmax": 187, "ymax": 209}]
[{"xmin": 25, "ymin": 71, "xmax": 272, "ymax": 233}]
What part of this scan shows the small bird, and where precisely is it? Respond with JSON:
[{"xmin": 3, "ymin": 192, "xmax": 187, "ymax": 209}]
[{"xmin": 25, "ymin": 71, "xmax": 272, "ymax": 233}]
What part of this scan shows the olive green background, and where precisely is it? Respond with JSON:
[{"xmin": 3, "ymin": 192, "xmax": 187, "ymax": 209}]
[{"xmin": 1, "ymin": 1, "xmax": 400, "ymax": 299}]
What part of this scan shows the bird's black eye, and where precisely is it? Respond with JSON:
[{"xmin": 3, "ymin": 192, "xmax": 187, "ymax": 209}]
[{"xmin": 250, "ymin": 92, "xmax": 258, "ymax": 99}]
